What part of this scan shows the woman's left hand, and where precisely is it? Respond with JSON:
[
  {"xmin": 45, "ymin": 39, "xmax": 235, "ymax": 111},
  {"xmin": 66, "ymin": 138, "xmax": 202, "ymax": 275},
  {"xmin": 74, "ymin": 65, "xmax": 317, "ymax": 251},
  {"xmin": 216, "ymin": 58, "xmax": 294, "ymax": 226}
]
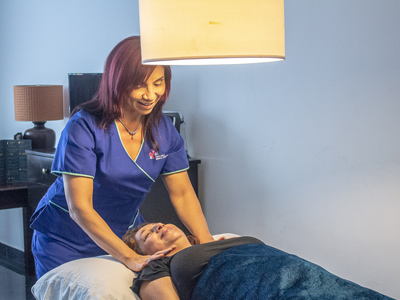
[
  {"xmin": 125, "ymin": 247, "xmax": 175, "ymax": 272},
  {"xmin": 146, "ymin": 247, "xmax": 176, "ymax": 263}
]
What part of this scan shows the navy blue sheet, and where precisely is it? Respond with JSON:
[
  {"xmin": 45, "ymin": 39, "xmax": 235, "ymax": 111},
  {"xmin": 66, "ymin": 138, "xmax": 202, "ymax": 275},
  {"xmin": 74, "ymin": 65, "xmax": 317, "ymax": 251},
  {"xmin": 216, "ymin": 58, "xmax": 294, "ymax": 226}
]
[{"xmin": 191, "ymin": 243, "xmax": 394, "ymax": 300}]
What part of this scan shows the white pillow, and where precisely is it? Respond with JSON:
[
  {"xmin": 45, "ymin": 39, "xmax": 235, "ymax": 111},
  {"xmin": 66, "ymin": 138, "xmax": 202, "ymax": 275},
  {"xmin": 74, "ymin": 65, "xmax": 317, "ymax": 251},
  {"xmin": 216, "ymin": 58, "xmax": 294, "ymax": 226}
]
[
  {"xmin": 31, "ymin": 234, "xmax": 240, "ymax": 300},
  {"xmin": 31, "ymin": 255, "xmax": 140, "ymax": 300}
]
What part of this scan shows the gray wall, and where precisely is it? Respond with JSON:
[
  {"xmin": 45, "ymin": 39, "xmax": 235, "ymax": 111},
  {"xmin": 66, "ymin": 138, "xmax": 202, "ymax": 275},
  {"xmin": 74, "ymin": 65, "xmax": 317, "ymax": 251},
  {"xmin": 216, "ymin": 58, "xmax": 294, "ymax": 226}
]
[{"xmin": 1, "ymin": 0, "xmax": 399, "ymax": 298}]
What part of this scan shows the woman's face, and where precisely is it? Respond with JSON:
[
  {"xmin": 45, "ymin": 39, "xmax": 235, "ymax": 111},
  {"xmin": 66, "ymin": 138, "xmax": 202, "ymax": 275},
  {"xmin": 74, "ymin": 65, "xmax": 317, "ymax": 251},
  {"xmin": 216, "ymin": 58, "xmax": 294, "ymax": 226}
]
[
  {"xmin": 134, "ymin": 223, "xmax": 186, "ymax": 255},
  {"xmin": 125, "ymin": 65, "xmax": 166, "ymax": 116}
]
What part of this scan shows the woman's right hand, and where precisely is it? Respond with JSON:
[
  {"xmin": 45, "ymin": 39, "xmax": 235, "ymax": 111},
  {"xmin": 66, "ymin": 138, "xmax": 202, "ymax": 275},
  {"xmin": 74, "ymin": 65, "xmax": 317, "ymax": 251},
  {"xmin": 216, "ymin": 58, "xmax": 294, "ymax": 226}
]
[{"xmin": 126, "ymin": 247, "xmax": 175, "ymax": 272}]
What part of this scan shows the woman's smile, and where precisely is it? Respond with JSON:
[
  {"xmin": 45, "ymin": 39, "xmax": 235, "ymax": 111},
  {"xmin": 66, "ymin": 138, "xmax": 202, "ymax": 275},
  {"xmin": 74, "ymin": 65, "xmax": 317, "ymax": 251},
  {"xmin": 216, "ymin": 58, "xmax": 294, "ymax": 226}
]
[
  {"xmin": 161, "ymin": 227, "xmax": 170, "ymax": 238},
  {"xmin": 139, "ymin": 101, "xmax": 154, "ymax": 107},
  {"xmin": 137, "ymin": 100, "xmax": 156, "ymax": 110},
  {"xmin": 125, "ymin": 66, "xmax": 166, "ymax": 117}
]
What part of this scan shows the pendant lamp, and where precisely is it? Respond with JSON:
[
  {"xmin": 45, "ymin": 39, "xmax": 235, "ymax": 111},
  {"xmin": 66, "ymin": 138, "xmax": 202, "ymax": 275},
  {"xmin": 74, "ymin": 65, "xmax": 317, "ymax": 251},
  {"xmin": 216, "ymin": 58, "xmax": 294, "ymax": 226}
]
[{"xmin": 138, "ymin": 0, "xmax": 285, "ymax": 65}]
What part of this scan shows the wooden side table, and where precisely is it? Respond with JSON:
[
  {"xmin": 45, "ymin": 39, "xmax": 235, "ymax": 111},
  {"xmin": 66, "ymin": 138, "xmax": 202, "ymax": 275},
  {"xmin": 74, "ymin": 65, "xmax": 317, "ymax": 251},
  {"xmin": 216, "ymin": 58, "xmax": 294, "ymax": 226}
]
[
  {"xmin": 0, "ymin": 184, "xmax": 28, "ymax": 209},
  {"xmin": 0, "ymin": 183, "xmax": 32, "ymax": 299}
]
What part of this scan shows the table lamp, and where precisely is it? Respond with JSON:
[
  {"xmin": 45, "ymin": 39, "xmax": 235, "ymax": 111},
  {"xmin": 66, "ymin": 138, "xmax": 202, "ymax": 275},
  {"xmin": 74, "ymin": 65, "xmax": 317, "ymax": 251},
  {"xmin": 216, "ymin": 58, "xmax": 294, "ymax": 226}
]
[{"xmin": 14, "ymin": 85, "xmax": 63, "ymax": 149}]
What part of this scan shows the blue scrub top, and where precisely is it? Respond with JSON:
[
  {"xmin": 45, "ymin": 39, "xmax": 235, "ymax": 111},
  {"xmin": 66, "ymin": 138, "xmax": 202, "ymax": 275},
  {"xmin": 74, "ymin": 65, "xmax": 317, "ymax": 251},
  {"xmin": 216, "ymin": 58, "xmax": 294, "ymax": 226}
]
[{"xmin": 30, "ymin": 110, "xmax": 189, "ymax": 255}]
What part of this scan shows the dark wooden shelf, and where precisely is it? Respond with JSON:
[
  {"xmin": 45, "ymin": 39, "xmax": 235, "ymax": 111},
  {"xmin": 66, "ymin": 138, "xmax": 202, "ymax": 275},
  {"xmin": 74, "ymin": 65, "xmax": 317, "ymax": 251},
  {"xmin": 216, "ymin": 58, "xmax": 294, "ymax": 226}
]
[{"xmin": 0, "ymin": 184, "xmax": 28, "ymax": 210}]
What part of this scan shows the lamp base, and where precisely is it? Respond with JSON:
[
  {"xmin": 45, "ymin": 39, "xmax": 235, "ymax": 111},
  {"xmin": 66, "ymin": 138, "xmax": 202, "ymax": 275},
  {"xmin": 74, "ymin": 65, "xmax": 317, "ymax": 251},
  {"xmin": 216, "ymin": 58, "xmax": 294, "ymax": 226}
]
[{"xmin": 23, "ymin": 122, "xmax": 56, "ymax": 149}]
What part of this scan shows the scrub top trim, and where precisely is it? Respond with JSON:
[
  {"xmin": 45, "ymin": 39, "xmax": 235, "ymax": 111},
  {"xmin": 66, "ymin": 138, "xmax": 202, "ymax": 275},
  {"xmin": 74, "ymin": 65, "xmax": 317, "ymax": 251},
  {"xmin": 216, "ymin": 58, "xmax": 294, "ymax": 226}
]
[
  {"xmin": 115, "ymin": 119, "xmax": 144, "ymax": 162},
  {"xmin": 115, "ymin": 120, "xmax": 156, "ymax": 183},
  {"xmin": 51, "ymin": 171, "xmax": 95, "ymax": 178},
  {"xmin": 129, "ymin": 210, "xmax": 141, "ymax": 229},
  {"xmin": 49, "ymin": 200, "xmax": 69, "ymax": 213},
  {"xmin": 161, "ymin": 167, "xmax": 189, "ymax": 176}
]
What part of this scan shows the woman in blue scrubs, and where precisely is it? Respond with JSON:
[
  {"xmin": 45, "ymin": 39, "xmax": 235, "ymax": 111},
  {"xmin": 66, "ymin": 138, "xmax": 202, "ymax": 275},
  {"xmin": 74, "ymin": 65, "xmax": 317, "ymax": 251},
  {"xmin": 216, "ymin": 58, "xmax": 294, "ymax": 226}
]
[{"xmin": 30, "ymin": 36, "xmax": 214, "ymax": 279}]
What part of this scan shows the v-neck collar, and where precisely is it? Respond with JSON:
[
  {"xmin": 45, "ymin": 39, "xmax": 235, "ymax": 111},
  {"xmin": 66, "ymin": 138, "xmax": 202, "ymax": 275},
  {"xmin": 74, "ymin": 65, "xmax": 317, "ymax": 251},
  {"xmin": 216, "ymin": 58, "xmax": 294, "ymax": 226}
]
[{"xmin": 115, "ymin": 119, "xmax": 145, "ymax": 162}]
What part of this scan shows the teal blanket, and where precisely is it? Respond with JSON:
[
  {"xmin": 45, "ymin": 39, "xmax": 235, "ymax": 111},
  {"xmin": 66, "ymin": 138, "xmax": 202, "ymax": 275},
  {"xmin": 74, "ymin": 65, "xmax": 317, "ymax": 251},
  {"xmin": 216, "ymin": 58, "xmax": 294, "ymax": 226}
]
[{"xmin": 191, "ymin": 243, "xmax": 394, "ymax": 300}]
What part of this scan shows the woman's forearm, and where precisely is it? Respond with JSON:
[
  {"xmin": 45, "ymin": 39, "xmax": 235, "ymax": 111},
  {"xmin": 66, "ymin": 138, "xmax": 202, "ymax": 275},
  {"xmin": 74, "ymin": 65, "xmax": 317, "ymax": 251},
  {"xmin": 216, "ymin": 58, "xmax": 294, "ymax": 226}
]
[
  {"xmin": 163, "ymin": 172, "xmax": 214, "ymax": 243},
  {"xmin": 63, "ymin": 174, "xmax": 149, "ymax": 270},
  {"xmin": 173, "ymin": 189, "xmax": 213, "ymax": 243},
  {"xmin": 68, "ymin": 202, "xmax": 139, "ymax": 264}
]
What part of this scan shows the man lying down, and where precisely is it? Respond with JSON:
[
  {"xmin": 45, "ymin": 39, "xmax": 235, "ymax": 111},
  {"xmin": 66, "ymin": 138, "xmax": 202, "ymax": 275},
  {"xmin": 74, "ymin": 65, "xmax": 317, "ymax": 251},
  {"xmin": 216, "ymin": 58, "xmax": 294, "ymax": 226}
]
[{"xmin": 122, "ymin": 222, "xmax": 394, "ymax": 300}]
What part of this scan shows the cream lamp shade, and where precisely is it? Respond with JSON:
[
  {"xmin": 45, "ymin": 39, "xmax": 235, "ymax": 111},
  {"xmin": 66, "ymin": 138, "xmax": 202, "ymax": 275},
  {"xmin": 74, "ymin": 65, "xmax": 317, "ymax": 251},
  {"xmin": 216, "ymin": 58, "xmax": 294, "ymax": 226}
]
[
  {"xmin": 14, "ymin": 85, "xmax": 63, "ymax": 149},
  {"xmin": 138, "ymin": 0, "xmax": 285, "ymax": 65}
]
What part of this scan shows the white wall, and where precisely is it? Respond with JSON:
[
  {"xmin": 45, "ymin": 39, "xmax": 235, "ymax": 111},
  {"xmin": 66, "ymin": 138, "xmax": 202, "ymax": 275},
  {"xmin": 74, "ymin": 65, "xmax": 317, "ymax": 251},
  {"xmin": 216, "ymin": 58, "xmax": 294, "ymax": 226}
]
[
  {"xmin": 168, "ymin": 1, "xmax": 400, "ymax": 298},
  {"xmin": 1, "ymin": 0, "xmax": 399, "ymax": 298}
]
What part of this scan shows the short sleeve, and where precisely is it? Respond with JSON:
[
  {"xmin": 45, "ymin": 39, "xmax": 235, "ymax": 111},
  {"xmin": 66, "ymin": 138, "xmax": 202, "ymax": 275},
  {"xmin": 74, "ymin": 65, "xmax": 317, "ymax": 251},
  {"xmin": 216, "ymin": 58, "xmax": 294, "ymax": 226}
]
[
  {"xmin": 132, "ymin": 257, "xmax": 172, "ymax": 294},
  {"xmin": 52, "ymin": 111, "xmax": 97, "ymax": 178},
  {"xmin": 159, "ymin": 116, "xmax": 189, "ymax": 175}
]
